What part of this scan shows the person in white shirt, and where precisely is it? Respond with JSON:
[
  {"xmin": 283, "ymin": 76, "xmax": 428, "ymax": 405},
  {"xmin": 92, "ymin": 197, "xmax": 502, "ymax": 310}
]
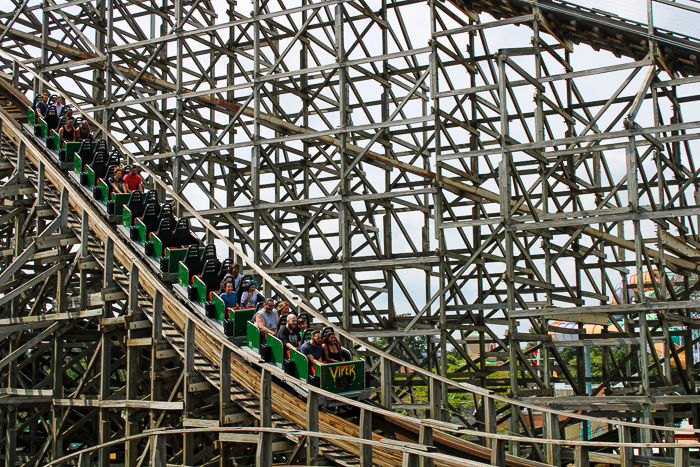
[{"xmin": 240, "ymin": 280, "xmax": 261, "ymax": 308}]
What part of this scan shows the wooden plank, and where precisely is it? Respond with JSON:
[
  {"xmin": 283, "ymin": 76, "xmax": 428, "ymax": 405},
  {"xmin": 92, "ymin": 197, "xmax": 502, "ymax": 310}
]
[
  {"xmin": 127, "ymin": 337, "xmax": 153, "ymax": 346},
  {"xmin": 183, "ymin": 418, "xmax": 219, "ymax": 428},
  {"xmin": 0, "ymin": 309, "xmax": 101, "ymax": 326},
  {"xmin": 0, "ymin": 388, "xmax": 53, "ymax": 396},
  {"xmin": 219, "ymin": 433, "xmax": 260, "ymax": 444}
]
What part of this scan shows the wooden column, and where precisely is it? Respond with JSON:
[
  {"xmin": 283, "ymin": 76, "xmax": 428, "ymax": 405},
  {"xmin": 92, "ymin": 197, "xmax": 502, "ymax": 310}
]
[
  {"xmin": 419, "ymin": 424, "xmax": 433, "ymax": 467},
  {"xmin": 150, "ymin": 290, "xmax": 163, "ymax": 429},
  {"xmin": 51, "ymin": 335, "xmax": 64, "ymax": 460},
  {"xmin": 5, "ymin": 403, "xmax": 16, "ymax": 467},
  {"xmin": 125, "ymin": 265, "xmax": 139, "ymax": 466},
  {"xmin": 220, "ymin": 345, "xmax": 231, "ymax": 467},
  {"xmin": 183, "ymin": 318, "xmax": 195, "ymax": 465},
  {"xmin": 98, "ymin": 237, "xmax": 113, "ymax": 467},
  {"xmin": 619, "ymin": 426, "xmax": 634, "ymax": 467},
  {"xmin": 484, "ymin": 396, "xmax": 497, "ymax": 449},
  {"xmin": 430, "ymin": 378, "xmax": 441, "ymax": 423},
  {"xmin": 674, "ymin": 447, "xmax": 689, "ymax": 467},
  {"xmin": 402, "ymin": 451, "xmax": 419, "ymax": 467},
  {"xmin": 152, "ymin": 434, "xmax": 167, "ymax": 467},
  {"xmin": 544, "ymin": 411, "xmax": 561, "ymax": 466},
  {"xmin": 359, "ymin": 408, "xmax": 372, "ymax": 467},
  {"xmin": 306, "ymin": 390, "xmax": 319, "ymax": 463},
  {"xmin": 574, "ymin": 445, "xmax": 589, "ymax": 467},
  {"xmin": 380, "ymin": 356, "xmax": 392, "ymax": 409},
  {"xmin": 78, "ymin": 210, "xmax": 89, "ymax": 310},
  {"xmin": 491, "ymin": 438, "xmax": 506, "ymax": 467},
  {"xmin": 256, "ymin": 368, "xmax": 272, "ymax": 467}
]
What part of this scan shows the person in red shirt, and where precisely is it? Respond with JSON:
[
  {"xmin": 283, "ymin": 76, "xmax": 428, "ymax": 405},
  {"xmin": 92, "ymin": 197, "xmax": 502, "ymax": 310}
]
[{"xmin": 123, "ymin": 165, "xmax": 144, "ymax": 193}]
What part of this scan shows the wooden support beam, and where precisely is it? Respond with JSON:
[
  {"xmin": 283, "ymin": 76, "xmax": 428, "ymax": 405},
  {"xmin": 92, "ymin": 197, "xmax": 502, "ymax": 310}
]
[
  {"xmin": 152, "ymin": 434, "xmax": 166, "ymax": 467},
  {"xmin": 403, "ymin": 451, "xmax": 420, "ymax": 467},
  {"xmin": 220, "ymin": 345, "xmax": 231, "ymax": 467},
  {"xmin": 491, "ymin": 438, "xmax": 506, "ymax": 467},
  {"xmin": 619, "ymin": 426, "xmax": 634, "ymax": 467},
  {"xmin": 484, "ymin": 396, "xmax": 497, "ymax": 449},
  {"xmin": 256, "ymin": 368, "xmax": 272, "ymax": 467},
  {"xmin": 575, "ymin": 445, "xmax": 590, "ymax": 467},
  {"xmin": 419, "ymin": 424, "xmax": 434, "ymax": 467},
  {"xmin": 430, "ymin": 377, "xmax": 442, "ymax": 423},
  {"xmin": 307, "ymin": 390, "xmax": 319, "ymax": 462},
  {"xmin": 183, "ymin": 318, "xmax": 195, "ymax": 466},
  {"xmin": 381, "ymin": 356, "xmax": 392, "ymax": 409},
  {"xmin": 125, "ymin": 265, "xmax": 140, "ymax": 467},
  {"xmin": 544, "ymin": 411, "xmax": 561, "ymax": 467},
  {"xmin": 359, "ymin": 408, "xmax": 372, "ymax": 467},
  {"xmin": 675, "ymin": 447, "xmax": 690, "ymax": 467}
]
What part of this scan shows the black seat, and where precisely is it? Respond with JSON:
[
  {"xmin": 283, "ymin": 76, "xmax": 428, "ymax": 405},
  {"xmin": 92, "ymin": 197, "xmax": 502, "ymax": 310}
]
[
  {"xmin": 139, "ymin": 203, "xmax": 160, "ymax": 235},
  {"xmin": 217, "ymin": 258, "xmax": 233, "ymax": 285},
  {"xmin": 200, "ymin": 244, "xmax": 218, "ymax": 268},
  {"xmin": 144, "ymin": 190, "xmax": 158, "ymax": 205},
  {"xmin": 45, "ymin": 104, "xmax": 58, "ymax": 131},
  {"xmin": 90, "ymin": 148, "xmax": 108, "ymax": 168},
  {"xmin": 126, "ymin": 191, "xmax": 146, "ymax": 218},
  {"xmin": 153, "ymin": 217, "xmax": 174, "ymax": 248},
  {"xmin": 78, "ymin": 138, "xmax": 93, "ymax": 160},
  {"xmin": 89, "ymin": 151, "xmax": 110, "ymax": 182},
  {"xmin": 94, "ymin": 139, "xmax": 107, "ymax": 153},
  {"xmin": 104, "ymin": 166, "xmax": 115, "ymax": 189},
  {"xmin": 172, "ymin": 218, "xmax": 198, "ymax": 247},
  {"xmin": 158, "ymin": 203, "xmax": 175, "ymax": 224},
  {"xmin": 237, "ymin": 274, "xmax": 253, "ymax": 301},
  {"xmin": 107, "ymin": 150, "xmax": 120, "ymax": 168},
  {"xmin": 181, "ymin": 245, "xmax": 202, "ymax": 284},
  {"xmin": 200, "ymin": 259, "xmax": 221, "ymax": 299}
]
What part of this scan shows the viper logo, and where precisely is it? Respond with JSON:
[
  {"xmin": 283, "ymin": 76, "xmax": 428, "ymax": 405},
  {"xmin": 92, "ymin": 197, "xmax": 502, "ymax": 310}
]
[{"xmin": 328, "ymin": 364, "xmax": 356, "ymax": 381}]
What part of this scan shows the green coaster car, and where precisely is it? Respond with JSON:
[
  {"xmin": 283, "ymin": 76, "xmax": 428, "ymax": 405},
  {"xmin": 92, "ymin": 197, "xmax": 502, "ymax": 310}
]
[
  {"xmin": 246, "ymin": 321, "xmax": 366, "ymax": 395},
  {"xmin": 122, "ymin": 190, "xmax": 158, "ymax": 228},
  {"xmin": 214, "ymin": 301, "xmax": 256, "ymax": 338},
  {"xmin": 147, "ymin": 217, "xmax": 199, "ymax": 277}
]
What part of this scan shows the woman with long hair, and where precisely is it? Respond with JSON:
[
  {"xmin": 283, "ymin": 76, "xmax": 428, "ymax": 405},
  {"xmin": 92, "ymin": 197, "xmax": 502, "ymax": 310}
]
[{"xmin": 322, "ymin": 332, "xmax": 346, "ymax": 363}]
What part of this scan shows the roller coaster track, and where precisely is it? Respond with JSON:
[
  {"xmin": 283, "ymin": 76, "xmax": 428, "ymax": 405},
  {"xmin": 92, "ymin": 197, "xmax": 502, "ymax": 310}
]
[
  {"xmin": 3, "ymin": 1, "xmax": 700, "ymax": 463},
  {"xmin": 0, "ymin": 80, "xmax": 552, "ymax": 467}
]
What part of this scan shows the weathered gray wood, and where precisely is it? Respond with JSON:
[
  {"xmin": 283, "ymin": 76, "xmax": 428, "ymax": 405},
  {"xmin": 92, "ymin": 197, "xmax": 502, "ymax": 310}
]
[
  {"xmin": 307, "ymin": 390, "xmax": 319, "ymax": 462},
  {"xmin": 619, "ymin": 426, "xmax": 634, "ymax": 467},
  {"xmin": 125, "ymin": 264, "xmax": 140, "ymax": 467},
  {"xmin": 183, "ymin": 318, "xmax": 195, "ymax": 466},
  {"xmin": 544, "ymin": 411, "xmax": 561, "ymax": 466},
  {"xmin": 430, "ymin": 377, "xmax": 441, "ymax": 423},
  {"xmin": 359, "ymin": 408, "xmax": 372, "ymax": 467},
  {"xmin": 256, "ymin": 368, "xmax": 272, "ymax": 467},
  {"xmin": 152, "ymin": 434, "xmax": 166, "ymax": 467},
  {"xmin": 419, "ymin": 424, "xmax": 434, "ymax": 467},
  {"xmin": 484, "ymin": 396, "xmax": 496, "ymax": 449},
  {"xmin": 675, "ymin": 447, "xmax": 690, "ymax": 467},
  {"xmin": 381, "ymin": 356, "xmax": 392, "ymax": 409},
  {"xmin": 575, "ymin": 445, "xmax": 590, "ymax": 467},
  {"xmin": 403, "ymin": 451, "xmax": 420, "ymax": 467},
  {"xmin": 491, "ymin": 438, "xmax": 506, "ymax": 467},
  {"xmin": 220, "ymin": 345, "xmax": 231, "ymax": 467}
]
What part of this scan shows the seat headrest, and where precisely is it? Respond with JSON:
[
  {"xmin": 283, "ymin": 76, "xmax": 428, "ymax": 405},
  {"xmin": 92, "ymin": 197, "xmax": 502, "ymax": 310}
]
[
  {"xmin": 145, "ymin": 190, "xmax": 158, "ymax": 204},
  {"xmin": 174, "ymin": 218, "xmax": 190, "ymax": 231}
]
